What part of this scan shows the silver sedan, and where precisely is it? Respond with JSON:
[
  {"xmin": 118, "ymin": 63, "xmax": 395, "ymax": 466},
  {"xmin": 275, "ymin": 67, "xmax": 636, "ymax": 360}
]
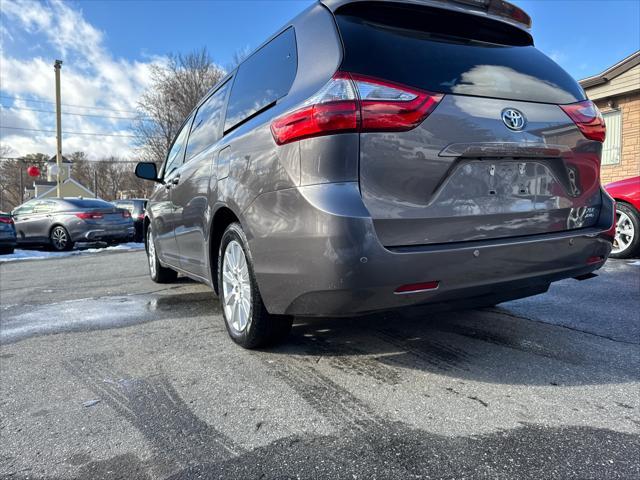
[{"xmin": 12, "ymin": 197, "xmax": 135, "ymax": 251}]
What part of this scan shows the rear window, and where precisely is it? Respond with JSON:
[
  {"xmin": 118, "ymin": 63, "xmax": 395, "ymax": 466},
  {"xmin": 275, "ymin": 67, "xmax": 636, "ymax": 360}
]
[
  {"xmin": 224, "ymin": 27, "xmax": 298, "ymax": 132},
  {"xmin": 336, "ymin": 3, "xmax": 585, "ymax": 105},
  {"xmin": 121, "ymin": 200, "xmax": 146, "ymax": 213},
  {"xmin": 64, "ymin": 199, "xmax": 113, "ymax": 209},
  {"xmin": 114, "ymin": 201, "xmax": 134, "ymax": 213}
]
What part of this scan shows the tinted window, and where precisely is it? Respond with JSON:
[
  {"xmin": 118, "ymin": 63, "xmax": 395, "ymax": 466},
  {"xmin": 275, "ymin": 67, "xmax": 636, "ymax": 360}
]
[
  {"xmin": 64, "ymin": 199, "xmax": 113, "ymax": 209},
  {"xmin": 185, "ymin": 80, "xmax": 231, "ymax": 161},
  {"xmin": 336, "ymin": 3, "xmax": 585, "ymax": 104},
  {"xmin": 164, "ymin": 117, "xmax": 193, "ymax": 177},
  {"xmin": 224, "ymin": 27, "xmax": 297, "ymax": 131}
]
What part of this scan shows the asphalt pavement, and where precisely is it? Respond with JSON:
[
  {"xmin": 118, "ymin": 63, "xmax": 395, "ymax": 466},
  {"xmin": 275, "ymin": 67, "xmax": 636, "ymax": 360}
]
[{"xmin": 0, "ymin": 250, "xmax": 639, "ymax": 479}]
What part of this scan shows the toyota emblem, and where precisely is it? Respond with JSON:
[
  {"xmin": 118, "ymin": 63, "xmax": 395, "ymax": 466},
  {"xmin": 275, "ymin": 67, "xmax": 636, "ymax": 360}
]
[{"xmin": 501, "ymin": 108, "xmax": 526, "ymax": 131}]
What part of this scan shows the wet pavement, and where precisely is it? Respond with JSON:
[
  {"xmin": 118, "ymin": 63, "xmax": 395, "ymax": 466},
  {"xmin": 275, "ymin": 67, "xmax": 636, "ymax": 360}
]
[{"xmin": 0, "ymin": 251, "xmax": 639, "ymax": 479}]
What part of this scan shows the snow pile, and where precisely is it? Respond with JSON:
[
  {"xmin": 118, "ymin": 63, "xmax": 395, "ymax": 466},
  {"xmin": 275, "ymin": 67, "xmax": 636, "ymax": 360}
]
[{"xmin": 0, "ymin": 242, "xmax": 145, "ymax": 263}]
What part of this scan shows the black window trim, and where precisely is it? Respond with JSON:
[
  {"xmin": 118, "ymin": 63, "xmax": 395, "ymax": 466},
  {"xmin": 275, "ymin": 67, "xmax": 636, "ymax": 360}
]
[
  {"xmin": 161, "ymin": 113, "xmax": 195, "ymax": 180},
  {"xmin": 183, "ymin": 77, "xmax": 233, "ymax": 165},
  {"xmin": 222, "ymin": 25, "xmax": 298, "ymax": 135}
]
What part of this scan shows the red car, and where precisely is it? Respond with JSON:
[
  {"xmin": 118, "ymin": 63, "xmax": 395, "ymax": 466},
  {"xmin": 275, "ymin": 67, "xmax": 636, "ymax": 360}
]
[{"xmin": 605, "ymin": 176, "xmax": 640, "ymax": 258}]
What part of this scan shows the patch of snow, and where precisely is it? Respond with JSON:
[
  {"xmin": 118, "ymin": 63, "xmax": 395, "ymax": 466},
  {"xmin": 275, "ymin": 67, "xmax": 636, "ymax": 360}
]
[
  {"xmin": 629, "ymin": 260, "xmax": 640, "ymax": 266},
  {"xmin": 0, "ymin": 243, "xmax": 144, "ymax": 263}
]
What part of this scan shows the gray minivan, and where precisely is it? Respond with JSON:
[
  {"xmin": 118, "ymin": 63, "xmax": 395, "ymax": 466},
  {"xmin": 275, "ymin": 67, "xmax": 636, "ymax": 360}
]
[{"xmin": 136, "ymin": 0, "xmax": 615, "ymax": 348}]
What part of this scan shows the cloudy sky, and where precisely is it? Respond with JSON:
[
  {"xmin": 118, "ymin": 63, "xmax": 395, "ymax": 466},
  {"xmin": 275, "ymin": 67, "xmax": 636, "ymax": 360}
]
[{"xmin": 1, "ymin": 0, "xmax": 638, "ymax": 160}]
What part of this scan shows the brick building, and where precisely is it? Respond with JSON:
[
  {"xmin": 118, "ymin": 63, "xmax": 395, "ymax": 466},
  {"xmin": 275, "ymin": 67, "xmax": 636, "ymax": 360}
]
[{"xmin": 579, "ymin": 50, "xmax": 640, "ymax": 185}]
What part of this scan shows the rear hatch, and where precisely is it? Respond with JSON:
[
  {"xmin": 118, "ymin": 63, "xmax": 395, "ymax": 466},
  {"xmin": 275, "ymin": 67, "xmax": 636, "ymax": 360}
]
[{"xmin": 335, "ymin": 2, "xmax": 604, "ymax": 247}]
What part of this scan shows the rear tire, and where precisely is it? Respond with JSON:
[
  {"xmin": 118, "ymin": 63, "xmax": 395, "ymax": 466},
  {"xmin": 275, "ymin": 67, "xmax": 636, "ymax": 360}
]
[
  {"xmin": 50, "ymin": 225, "xmax": 74, "ymax": 251},
  {"xmin": 218, "ymin": 223, "xmax": 292, "ymax": 349},
  {"xmin": 147, "ymin": 226, "xmax": 178, "ymax": 283},
  {"xmin": 610, "ymin": 202, "xmax": 639, "ymax": 259}
]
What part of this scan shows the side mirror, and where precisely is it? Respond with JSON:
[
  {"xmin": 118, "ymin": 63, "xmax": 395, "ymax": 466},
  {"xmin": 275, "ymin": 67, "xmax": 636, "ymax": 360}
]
[{"xmin": 135, "ymin": 162, "xmax": 161, "ymax": 182}]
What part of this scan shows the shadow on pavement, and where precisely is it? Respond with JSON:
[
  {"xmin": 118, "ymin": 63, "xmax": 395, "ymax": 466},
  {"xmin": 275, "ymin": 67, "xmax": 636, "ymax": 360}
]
[{"xmin": 264, "ymin": 305, "xmax": 640, "ymax": 387}]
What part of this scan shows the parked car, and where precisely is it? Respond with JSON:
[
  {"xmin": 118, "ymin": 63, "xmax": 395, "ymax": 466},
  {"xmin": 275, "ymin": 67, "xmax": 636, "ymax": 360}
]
[
  {"xmin": 0, "ymin": 212, "xmax": 17, "ymax": 255},
  {"xmin": 135, "ymin": 0, "xmax": 615, "ymax": 348},
  {"xmin": 112, "ymin": 199, "xmax": 147, "ymax": 242},
  {"xmin": 12, "ymin": 197, "xmax": 134, "ymax": 251},
  {"xmin": 605, "ymin": 176, "xmax": 640, "ymax": 258}
]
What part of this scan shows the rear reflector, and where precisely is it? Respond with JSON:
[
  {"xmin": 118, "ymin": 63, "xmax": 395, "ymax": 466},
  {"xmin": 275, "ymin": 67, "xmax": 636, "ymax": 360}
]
[
  {"xmin": 271, "ymin": 72, "xmax": 443, "ymax": 145},
  {"xmin": 586, "ymin": 256, "xmax": 605, "ymax": 265},
  {"xmin": 394, "ymin": 281, "xmax": 440, "ymax": 294},
  {"xmin": 75, "ymin": 212, "xmax": 104, "ymax": 220},
  {"xmin": 122, "ymin": 210, "xmax": 131, "ymax": 218},
  {"xmin": 605, "ymin": 200, "xmax": 617, "ymax": 241},
  {"xmin": 560, "ymin": 100, "xmax": 606, "ymax": 142}
]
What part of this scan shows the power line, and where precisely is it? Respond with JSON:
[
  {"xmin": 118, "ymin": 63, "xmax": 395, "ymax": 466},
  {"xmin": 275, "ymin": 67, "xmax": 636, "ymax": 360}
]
[
  {"xmin": 1, "ymin": 104, "xmax": 150, "ymax": 121},
  {"xmin": 0, "ymin": 95, "xmax": 142, "ymax": 115},
  {"xmin": 0, "ymin": 125, "xmax": 149, "ymax": 139},
  {"xmin": 0, "ymin": 157, "xmax": 139, "ymax": 163}
]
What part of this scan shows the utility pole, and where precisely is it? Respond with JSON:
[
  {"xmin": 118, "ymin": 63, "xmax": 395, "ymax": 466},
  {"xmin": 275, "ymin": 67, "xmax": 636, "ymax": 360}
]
[
  {"xmin": 19, "ymin": 159, "xmax": 24, "ymax": 203},
  {"xmin": 54, "ymin": 60, "xmax": 63, "ymax": 198}
]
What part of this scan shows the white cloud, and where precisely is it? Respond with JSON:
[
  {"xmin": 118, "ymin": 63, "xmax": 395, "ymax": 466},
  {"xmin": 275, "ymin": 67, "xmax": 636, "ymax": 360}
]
[
  {"xmin": 0, "ymin": 0, "xmax": 163, "ymax": 159},
  {"xmin": 548, "ymin": 50, "xmax": 567, "ymax": 65}
]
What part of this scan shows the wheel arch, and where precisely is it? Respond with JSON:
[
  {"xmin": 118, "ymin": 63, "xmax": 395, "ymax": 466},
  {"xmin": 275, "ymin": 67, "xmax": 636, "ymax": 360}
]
[
  {"xmin": 143, "ymin": 216, "xmax": 151, "ymax": 251},
  {"xmin": 209, "ymin": 205, "xmax": 242, "ymax": 295}
]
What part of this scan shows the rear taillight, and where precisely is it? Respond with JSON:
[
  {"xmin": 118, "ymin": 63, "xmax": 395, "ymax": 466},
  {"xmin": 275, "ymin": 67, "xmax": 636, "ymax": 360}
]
[
  {"xmin": 75, "ymin": 212, "xmax": 103, "ymax": 220},
  {"xmin": 122, "ymin": 210, "xmax": 131, "ymax": 219},
  {"xmin": 560, "ymin": 100, "xmax": 606, "ymax": 142},
  {"xmin": 137, "ymin": 213, "xmax": 144, "ymax": 220},
  {"xmin": 0, "ymin": 216, "xmax": 13, "ymax": 224},
  {"xmin": 271, "ymin": 72, "xmax": 443, "ymax": 145}
]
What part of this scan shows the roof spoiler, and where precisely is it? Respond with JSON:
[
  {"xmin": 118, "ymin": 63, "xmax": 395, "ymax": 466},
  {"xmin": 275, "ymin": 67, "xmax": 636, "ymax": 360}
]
[{"xmin": 321, "ymin": 0, "xmax": 532, "ymax": 30}]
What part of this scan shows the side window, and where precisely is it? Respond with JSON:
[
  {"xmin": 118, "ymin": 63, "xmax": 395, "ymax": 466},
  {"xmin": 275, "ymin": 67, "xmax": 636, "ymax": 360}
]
[
  {"xmin": 34, "ymin": 201, "xmax": 56, "ymax": 213},
  {"xmin": 164, "ymin": 116, "xmax": 193, "ymax": 177},
  {"xmin": 14, "ymin": 202, "xmax": 35, "ymax": 215},
  {"xmin": 185, "ymin": 80, "xmax": 231, "ymax": 162},
  {"xmin": 224, "ymin": 27, "xmax": 297, "ymax": 132}
]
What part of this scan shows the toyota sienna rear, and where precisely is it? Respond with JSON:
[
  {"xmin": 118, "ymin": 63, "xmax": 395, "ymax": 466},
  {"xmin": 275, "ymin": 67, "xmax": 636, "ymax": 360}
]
[{"xmin": 136, "ymin": 0, "xmax": 615, "ymax": 348}]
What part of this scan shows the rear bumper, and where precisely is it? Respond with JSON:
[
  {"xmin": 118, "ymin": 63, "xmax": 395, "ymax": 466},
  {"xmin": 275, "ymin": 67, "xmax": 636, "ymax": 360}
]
[
  {"xmin": 0, "ymin": 237, "xmax": 17, "ymax": 248},
  {"xmin": 77, "ymin": 226, "xmax": 135, "ymax": 242},
  {"xmin": 244, "ymin": 183, "xmax": 614, "ymax": 316}
]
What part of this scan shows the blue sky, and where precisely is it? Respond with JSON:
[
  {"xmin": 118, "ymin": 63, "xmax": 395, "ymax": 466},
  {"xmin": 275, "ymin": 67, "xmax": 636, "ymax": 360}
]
[
  {"xmin": 76, "ymin": 0, "xmax": 640, "ymax": 78},
  {"xmin": 1, "ymin": 0, "xmax": 638, "ymax": 158}
]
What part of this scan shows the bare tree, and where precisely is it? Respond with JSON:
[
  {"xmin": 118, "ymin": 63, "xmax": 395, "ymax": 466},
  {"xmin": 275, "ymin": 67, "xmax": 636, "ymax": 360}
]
[
  {"xmin": 229, "ymin": 45, "xmax": 252, "ymax": 69},
  {"xmin": 0, "ymin": 151, "xmax": 48, "ymax": 210},
  {"xmin": 134, "ymin": 48, "xmax": 226, "ymax": 164}
]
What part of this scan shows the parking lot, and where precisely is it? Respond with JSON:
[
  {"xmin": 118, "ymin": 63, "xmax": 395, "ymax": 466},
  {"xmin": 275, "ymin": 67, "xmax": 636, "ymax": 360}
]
[{"xmin": 1, "ymin": 250, "xmax": 639, "ymax": 479}]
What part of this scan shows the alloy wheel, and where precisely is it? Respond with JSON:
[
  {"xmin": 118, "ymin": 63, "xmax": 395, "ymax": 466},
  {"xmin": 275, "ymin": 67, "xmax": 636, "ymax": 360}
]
[
  {"xmin": 612, "ymin": 210, "xmax": 635, "ymax": 254},
  {"xmin": 222, "ymin": 240, "xmax": 252, "ymax": 334},
  {"xmin": 51, "ymin": 227, "xmax": 68, "ymax": 251}
]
